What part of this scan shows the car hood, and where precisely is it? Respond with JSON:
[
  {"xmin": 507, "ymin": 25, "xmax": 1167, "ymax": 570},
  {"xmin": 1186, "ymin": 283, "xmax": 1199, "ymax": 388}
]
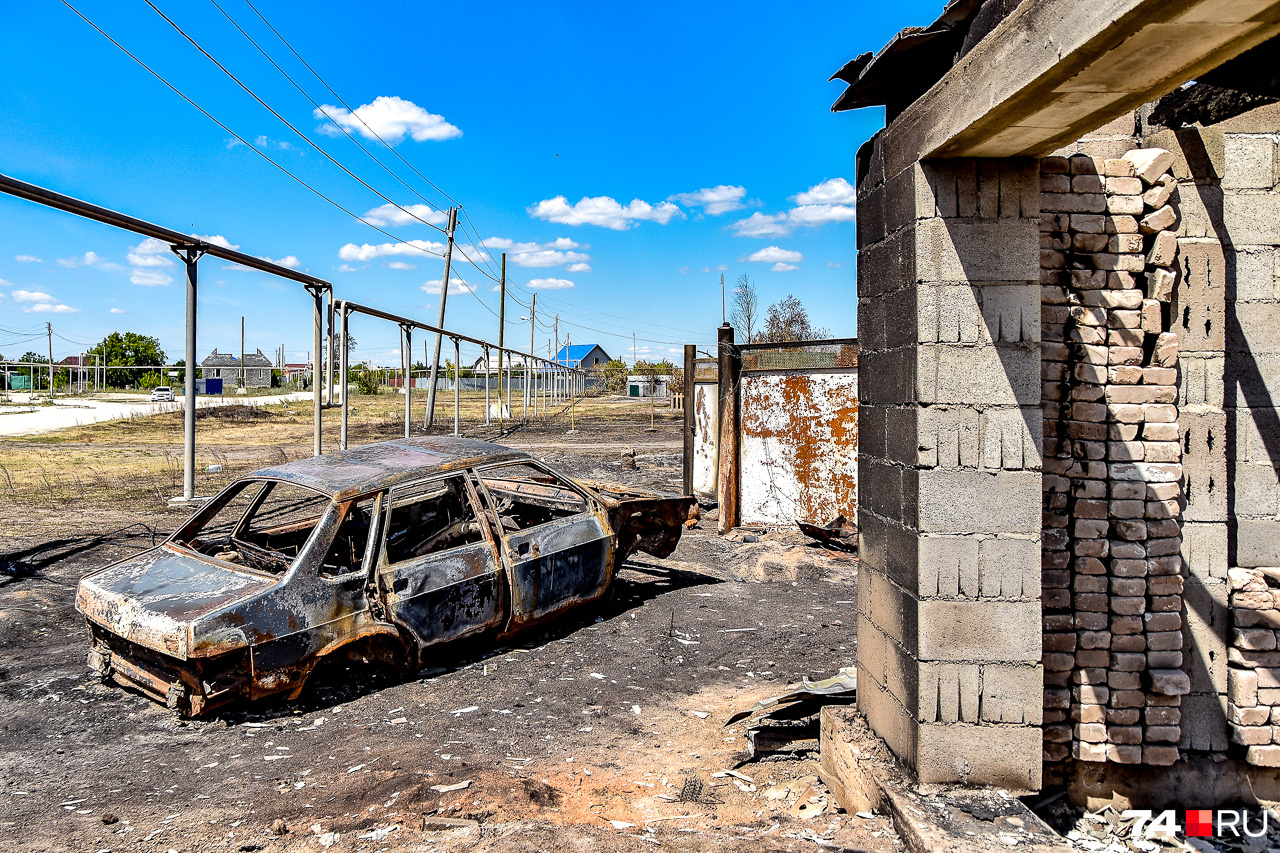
[{"xmin": 77, "ymin": 545, "xmax": 275, "ymax": 659}]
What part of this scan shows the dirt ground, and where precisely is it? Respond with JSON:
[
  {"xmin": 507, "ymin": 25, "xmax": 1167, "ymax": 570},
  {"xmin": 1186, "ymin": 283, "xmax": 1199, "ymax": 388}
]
[{"xmin": 0, "ymin": 400, "xmax": 893, "ymax": 853}]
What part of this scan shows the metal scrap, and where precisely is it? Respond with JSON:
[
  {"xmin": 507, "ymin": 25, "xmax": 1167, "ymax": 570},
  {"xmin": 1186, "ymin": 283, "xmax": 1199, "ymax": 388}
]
[{"xmin": 796, "ymin": 515, "xmax": 858, "ymax": 553}]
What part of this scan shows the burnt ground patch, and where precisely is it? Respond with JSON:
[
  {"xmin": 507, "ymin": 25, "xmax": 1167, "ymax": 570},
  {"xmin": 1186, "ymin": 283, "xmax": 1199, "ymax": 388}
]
[{"xmin": 0, "ymin": 448, "xmax": 886, "ymax": 853}]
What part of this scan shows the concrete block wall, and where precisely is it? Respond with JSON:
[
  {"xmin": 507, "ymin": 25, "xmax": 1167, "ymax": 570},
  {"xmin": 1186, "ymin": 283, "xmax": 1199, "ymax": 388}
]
[
  {"xmin": 856, "ymin": 137, "xmax": 1044, "ymax": 790},
  {"xmin": 1145, "ymin": 105, "xmax": 1280, "ymax": 763}
]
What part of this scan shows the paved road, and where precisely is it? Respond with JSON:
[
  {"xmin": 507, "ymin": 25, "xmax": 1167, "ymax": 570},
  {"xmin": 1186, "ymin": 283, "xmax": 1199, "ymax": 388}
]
[{"xmin": 0, "ymin": 391, "xmax": 312, "ymax": 437}]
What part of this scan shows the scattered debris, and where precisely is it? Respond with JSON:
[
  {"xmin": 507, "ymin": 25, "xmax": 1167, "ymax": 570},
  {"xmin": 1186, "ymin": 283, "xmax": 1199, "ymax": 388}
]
[
  {"xmin": 796, "ymin": 515, "xmax": 858, "ymax": 552},
  {"xmin": 429, "ymin": 780, "xmax": 472, "ymax": 793},
  {"xmin": 726, "ymin": 666, "xmax": 857, "ymax": 726}
]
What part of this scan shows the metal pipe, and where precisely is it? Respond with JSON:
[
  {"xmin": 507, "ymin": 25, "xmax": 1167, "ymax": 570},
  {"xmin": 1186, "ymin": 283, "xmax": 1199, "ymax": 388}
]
[
  {"xmin": 175, "ymin": 247, "xmax": 200, "ymax": 502},
  {"xmin": 0, "ymin": 172, "xmax": 328, "ymax": 288},
  {"xmin": 339, "ymin": 302, "xmax": 349, "ymax": 450},
  {"xmin": 683, "ymin": 344, "xmax": 696, "ymax": 497},
  {"xmin": 453, "ymin": 336, "xmax": 461, "ymax": 437},
  {"xmin": 403, "ymin": 325, "xmax": 412, "ymax": 440},
  {"xmin": 326, "ymin": 290, "xmax": 335, "ymax": 407},
  {"xmin": 311, "ymin": 286, "xmax": 323, "ymax": 457},
  {"xmin": 483, "ymin": 345, "xmax": 491, "ymax": 426}
]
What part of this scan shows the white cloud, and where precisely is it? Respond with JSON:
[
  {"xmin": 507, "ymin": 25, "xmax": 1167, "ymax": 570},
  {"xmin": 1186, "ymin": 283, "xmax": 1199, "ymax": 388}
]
[
  {"xmin": 110, "ymin": 307, "xmax": 126, "ymax": 314},
  {"xmin": 512, "ymin": 249, "xmax": 589, "ymax": 268},
  {"xmin": 338, "ymin": 239, "xmax": 446, "ymax": 262},
  {"xmin": 131, "ymin": 269, "xmax": 173, "ymax": 286},
  {"xmin": 771, "ymin": 262, "xmax": 798, "ymax": 272},
  {"xmin": 0, "ymin": 277, "xmax": 9, "ymax": 286},
  {"xmin": 194, "ymin": 234, "xmax": 240, "ymax": 250},
  {"xmin": 717, "ymin": 264, "xmax": 728, "ymax": 272},
  {"xmin": 338, "ymin": 264, "xmax": 361, "ymax": 272},
  {"xmin": 529, "ymin": 196, "xmax": 682, "ymax": 230},
  {"xmin": 566, "ymin": 262, "xmax": 591, "ymax": 273},
  {"xmin": 787, "ymin": 203, "xmax": 856, "ymax": 227},
  {"xmin": 26, "ymin": 302, "xmax": 79, "ymax": 314},
  {"xmin": 792, "ymin": 177, "xmax": 856, "ymax": 206},
  {"xmin": 57, "ymin": 251, "xmax": 123, "ymax": 271},
  {"xmin": 420, "ymin": 278, "xmax": 474, "ymax": 295},
  {"xmin": 730, "ymin": 177, "xmax": 857, "ymax": 237},
  {"xmin": 730, "ymin": 212, "xmax": 791, "ymax": 238},
  {"xmin": 387, "ymin": 261, "xmax": 416, "ymax": 270},
  {"xmin": 363, "ymin": 203, "xmax": 448, "ymax": 227},
  {"xmin": 262, "ymin": 255, "xmax": 300, "ymax": 269},
  {"xmin": 15, "ymin": 254, "xmax": 41, "ymax": 263},
  {"xmin": 315, "ymin": 96, "xmax": 461, "ymax": 143},
  {"xmin": 477, "ymin": 237, "xmax": 590, "ymax": 269},
  {"xmin": 745, "ymin": 246, "xmax": 803, "ymax": 265},
  {"xmin": 667, "ymin": 185, "xmax": 747, "ymax": 215},
  {"xmin": 14, "ymin": 290, "xmax": 77, "ymax": 313},
  {"xmin": 125, "ymin": 238, "xmax": 175, "ymax": 285},
  {"xmin": 679, "ymin": 266, "xmax": 690, "ymax": 274},
  {"xmin": 827, "ymin": 261, "xmax": 843, "ymax": 268},
  {"xmin": 127, "ymin": 238, "xmax": 174, "ymax": 268},
  {"xmin": 527, "ymin": 278, "xmax": 575, "ymax": 290}
]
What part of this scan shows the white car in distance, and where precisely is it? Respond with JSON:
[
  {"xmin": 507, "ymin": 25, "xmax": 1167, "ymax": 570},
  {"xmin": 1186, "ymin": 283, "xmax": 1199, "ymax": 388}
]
[{"xmin": 150, "ymin": 386, "xmax": 175, "ymax": 402}]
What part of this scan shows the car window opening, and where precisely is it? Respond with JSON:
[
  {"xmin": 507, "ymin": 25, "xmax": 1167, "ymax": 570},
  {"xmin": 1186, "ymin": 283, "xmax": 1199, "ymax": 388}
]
[
  {"xmin": 177, "ymin": 480, "xmax": 330, "ymax": 575},
  {"xmin": 321, "ymin": 496, "xmax": 376, "ymax": 577},
  {"xmin": 479, "ymin": 463, "xmax": 588, "ymax": 532},
  {"xmin": 386, "ymin": 477, "xmax": 485, "ymax": 564}
]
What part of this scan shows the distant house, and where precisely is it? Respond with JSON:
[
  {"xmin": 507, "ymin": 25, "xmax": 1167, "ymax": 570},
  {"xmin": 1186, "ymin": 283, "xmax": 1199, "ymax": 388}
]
[
  {"xmin": 201, "ymin": 348, "xmax": 273, "ymax": 388},
  {"xmin": 554, "ymin": 344, "xmax": 611, "ymax": 370},
  {"xmin": 627, "ymin": 374, "xmax": 674, "ymax": 398}
]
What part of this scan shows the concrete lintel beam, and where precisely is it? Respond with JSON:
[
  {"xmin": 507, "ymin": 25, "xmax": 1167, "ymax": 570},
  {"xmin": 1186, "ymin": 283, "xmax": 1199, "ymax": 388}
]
[{"xmin": 882, "ymin": 0, "xmax": 1280, "ymax": 175}]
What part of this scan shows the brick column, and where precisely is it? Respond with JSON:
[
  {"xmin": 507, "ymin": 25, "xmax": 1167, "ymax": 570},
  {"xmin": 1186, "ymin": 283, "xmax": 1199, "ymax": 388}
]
[{"xmin": 856, "ymin": 140, "xmax": 1044, "ymax": 789}]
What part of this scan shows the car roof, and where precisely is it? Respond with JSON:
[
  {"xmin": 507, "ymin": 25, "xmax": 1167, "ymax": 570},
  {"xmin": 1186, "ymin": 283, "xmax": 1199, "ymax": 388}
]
[{"xmin": 249, "ymin": 436, "xmax": 532, "ymax": 499}]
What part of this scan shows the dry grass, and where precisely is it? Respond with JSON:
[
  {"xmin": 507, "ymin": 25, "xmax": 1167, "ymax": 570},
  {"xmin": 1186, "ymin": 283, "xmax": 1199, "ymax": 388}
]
[{"xmin": 0, "ymin": 390, "xmax": 682, "ymax": 512}]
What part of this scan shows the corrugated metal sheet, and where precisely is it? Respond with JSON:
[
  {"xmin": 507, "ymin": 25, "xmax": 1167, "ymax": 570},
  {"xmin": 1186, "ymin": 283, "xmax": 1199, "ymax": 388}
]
[{"xmin": 692, "ymin": 382, "xmax": 718, "ymax": 497}]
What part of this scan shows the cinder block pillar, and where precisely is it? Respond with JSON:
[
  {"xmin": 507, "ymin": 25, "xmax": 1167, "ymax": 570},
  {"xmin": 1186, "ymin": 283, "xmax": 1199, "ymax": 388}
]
[{"xmin": 856, "ymin": 138, "xmax": 1044, "ymax": 790}]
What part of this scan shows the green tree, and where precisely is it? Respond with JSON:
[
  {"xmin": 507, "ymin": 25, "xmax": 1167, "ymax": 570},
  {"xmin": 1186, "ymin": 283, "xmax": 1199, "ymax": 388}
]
[
  {"xmin": 89, "ymin": 332, "xmax": 167, "ymax": 388},
  {"xmin": 601, "ymin": 358, "xmax": 628, "ymax": 393},
  {"xmin": 761, "ymin": 295, "xmax": 829, "ymax": 343}
]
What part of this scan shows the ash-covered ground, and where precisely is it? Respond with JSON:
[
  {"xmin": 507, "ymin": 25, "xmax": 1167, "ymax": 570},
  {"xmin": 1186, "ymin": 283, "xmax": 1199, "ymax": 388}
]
[{"xmin": 0, "ymin": 441, "xmax": 893, "ymax": 853}]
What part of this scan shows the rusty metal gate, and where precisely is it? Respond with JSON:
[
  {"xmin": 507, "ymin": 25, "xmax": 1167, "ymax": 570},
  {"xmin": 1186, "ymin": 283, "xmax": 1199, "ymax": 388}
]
[{"xmin": 736, "ymin": 340, "xmax": 858, "ymax": 526}]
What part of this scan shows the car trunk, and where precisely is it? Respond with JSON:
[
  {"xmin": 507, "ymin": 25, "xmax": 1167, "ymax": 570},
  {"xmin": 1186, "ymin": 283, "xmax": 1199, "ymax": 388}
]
[
  {"xmin": 581, "ymin": 481, "xmax": 695, "ymax": 563},
  {"xmin": 77, "ymin": 545, "xmax": 275, "ymax": 659}
]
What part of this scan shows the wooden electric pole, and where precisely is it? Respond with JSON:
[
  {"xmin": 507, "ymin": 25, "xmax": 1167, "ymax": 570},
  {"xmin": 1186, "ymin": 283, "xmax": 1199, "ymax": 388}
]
[{"xmin": 426, "ymin": 206, "xmax": 458, "ymax": 427}]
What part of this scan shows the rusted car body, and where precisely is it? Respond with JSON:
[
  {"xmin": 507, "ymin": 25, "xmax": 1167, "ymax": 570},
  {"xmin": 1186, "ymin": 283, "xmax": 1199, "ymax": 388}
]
[{"xmin": 76, "ymin": 437, "xmax": 692, "ymax": 716}]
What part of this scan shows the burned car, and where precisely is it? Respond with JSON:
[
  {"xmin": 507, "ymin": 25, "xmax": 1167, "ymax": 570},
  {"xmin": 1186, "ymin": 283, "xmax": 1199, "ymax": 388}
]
[{"xmin": 76, "ymin": 437, "xmax": 693, "ymax": 716}]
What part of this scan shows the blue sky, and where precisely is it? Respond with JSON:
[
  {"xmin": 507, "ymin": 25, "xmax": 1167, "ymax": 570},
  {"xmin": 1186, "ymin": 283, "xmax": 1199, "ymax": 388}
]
[{"xmin": 0, "ymin": 1, "xmax": 934, "ymax": 368}]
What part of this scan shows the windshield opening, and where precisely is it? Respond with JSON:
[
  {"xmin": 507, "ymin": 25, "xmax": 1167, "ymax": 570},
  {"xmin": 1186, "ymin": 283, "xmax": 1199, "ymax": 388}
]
[{"xmin": 175, "ymin": 479, "xmax": 332, "ymax": 575}]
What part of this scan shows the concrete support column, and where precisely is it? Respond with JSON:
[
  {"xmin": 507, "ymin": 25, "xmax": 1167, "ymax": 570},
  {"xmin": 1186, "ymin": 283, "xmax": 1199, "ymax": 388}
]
[{"xmin": 855, "ymin": 139, "xmax": 1045, "ymax": 789}]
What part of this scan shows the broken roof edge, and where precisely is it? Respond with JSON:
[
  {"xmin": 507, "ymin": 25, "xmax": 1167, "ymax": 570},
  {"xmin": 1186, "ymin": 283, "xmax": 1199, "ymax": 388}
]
[{"xmin": 828, "ymin": 0, "xmax": 989, "ymax": 115}]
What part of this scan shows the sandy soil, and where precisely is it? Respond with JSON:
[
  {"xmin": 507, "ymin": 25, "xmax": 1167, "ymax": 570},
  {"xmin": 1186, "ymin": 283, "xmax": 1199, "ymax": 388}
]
[{"xmin": 0, "ymin": 416, "xmax": 894, "ymax": 853}]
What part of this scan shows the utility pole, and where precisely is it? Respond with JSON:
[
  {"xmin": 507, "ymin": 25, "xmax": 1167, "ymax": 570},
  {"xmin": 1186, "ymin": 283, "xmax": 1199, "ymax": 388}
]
[
  {"xmin": 632, "ymin": 333, "xmax": 636, "ymax": 367},
  {"xmin": 496, "ymin": 252, "xmax": 506, "ymax": 422},
  {"xmin": 720, "ymin": 272, "xmax": 725, "ymax": 324},
  {"xmin": 46, "ymin": 322, "xmax": 53, "ymax": 398},
  {"xmin": 426, "ymin": 206, "xmax": 458, "ymax": 428},
  {"xmin": 553, "ymin": 314, "xmax": 560, "ymax": 403},
  {"xmin": 240, "ymin": 316, "xmax": 245, "ymax": 390}
]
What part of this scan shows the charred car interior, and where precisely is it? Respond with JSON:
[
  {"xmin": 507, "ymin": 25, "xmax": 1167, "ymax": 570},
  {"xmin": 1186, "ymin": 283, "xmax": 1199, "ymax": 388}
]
[{"xmin": 75, "ymin": 437, "xmax": 693, "ymax": 716}]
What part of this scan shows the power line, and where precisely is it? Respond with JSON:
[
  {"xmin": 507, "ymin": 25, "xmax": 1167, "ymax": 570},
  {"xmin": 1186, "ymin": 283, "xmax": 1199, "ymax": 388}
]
[
  {"xmin": 199, "ymin": 0, "xmax": 504, "ymax": 317},
  {"xmin": 145, "ymin": 0, "xmax": 449, "ymax": 238},
  {"xmin": 61, "ymin": 0, "xmax": 448, "ymax": 266}
]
